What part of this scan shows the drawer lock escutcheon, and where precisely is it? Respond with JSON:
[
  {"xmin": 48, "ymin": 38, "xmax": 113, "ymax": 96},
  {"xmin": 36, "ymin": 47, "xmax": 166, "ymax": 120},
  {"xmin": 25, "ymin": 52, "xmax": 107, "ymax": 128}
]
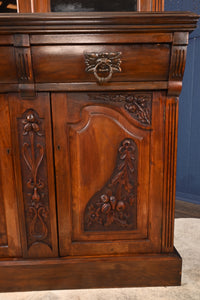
[{"xmin": 84, "ymin": 52, "xmax": 122, "ymax": 84}]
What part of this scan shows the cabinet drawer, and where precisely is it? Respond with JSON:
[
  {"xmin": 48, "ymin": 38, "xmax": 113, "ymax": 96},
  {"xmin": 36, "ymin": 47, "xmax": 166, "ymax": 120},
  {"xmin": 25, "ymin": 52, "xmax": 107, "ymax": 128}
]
[{"xmin": 32, "ymin": 44, "xmax": 170, "ymax": 84}]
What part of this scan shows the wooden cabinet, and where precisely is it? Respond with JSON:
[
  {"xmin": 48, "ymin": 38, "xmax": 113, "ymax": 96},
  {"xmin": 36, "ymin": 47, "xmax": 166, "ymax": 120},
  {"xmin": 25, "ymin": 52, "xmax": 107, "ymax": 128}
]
[{"xmin": 0, "ymin": 12, "xmax": 198, "ymax": 291}]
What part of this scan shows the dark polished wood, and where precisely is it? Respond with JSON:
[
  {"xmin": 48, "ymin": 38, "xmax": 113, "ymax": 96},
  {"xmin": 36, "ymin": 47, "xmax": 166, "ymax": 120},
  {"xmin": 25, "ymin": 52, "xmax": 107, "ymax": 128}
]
[{"xmin": 0, "ymin": 10, "xmax": 198, "ymax": 291}]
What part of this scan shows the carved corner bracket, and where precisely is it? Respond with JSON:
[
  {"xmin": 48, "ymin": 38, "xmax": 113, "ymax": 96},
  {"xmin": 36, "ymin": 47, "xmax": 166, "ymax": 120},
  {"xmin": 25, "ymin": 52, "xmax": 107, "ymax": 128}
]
[
  {"xmin": 84, "ymin": 138, "xmax": 138, "ymax": 232},
  {"xmin": 89, "ymin": 93, "xmax": 152, "ymax": 126},
  {"xmin": 168, "ymin": 33, "xmax": 188, "ymax": 97},
  {"xmin": 14, "ymin": 34, "xmax": 35, "ymax": 98}
]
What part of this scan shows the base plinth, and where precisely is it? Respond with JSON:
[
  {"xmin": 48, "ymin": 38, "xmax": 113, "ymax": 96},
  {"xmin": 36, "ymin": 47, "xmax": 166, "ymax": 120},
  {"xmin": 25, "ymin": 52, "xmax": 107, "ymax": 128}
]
[{"xmin": 0, "ymin": 248, "xmax": 182, "ymax": 292}]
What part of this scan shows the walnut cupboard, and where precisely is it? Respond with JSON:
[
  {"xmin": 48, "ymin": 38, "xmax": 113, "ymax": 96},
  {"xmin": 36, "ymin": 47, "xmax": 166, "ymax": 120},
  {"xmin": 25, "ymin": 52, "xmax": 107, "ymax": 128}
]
[{"xmin": 0, "ymin": 0, "xmax": 199, "ymax": 292}]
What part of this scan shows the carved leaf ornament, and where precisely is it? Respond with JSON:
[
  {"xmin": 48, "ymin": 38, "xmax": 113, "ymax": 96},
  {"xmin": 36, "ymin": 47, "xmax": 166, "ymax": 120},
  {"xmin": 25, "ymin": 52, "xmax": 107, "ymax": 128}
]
[
  {"xmin": 21, "ymin": 110, "xmax": 49, "ymax": 247},
  {"xmin": 84, "ymin": 139, "xmax": 138, "ymax": 231},
  {"xmin": 89, "ymin": 93, "xmax": 152, "ymax": 125}
]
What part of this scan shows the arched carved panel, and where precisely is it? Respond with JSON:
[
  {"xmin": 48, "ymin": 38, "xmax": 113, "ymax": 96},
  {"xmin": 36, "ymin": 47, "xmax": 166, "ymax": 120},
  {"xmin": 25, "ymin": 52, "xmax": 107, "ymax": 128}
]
[{"xmin": 67, "ymin": 103, "xmax": 150, "ymax": 249}]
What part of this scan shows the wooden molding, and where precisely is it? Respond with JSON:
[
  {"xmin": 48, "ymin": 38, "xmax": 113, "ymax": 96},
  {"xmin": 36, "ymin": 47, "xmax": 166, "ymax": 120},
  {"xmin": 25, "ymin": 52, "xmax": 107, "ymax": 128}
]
[
  {"xmin": 162, "ymin": 97, "xmax": 179, "ymax": 252},
  {"xmin": 0, "ymin": 13, "xmax": 198, "ymax": 34}
]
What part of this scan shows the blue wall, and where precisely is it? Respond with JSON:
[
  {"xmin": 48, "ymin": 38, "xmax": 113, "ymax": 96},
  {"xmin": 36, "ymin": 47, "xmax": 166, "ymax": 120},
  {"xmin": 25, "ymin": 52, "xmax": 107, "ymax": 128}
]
[{"xmin": 165, "ymin": 0, "xmax": 200, "ymax": 204}]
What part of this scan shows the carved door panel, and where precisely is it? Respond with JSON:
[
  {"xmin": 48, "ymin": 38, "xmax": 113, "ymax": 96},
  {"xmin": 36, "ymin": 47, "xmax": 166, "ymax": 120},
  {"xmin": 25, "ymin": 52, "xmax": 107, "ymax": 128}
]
[
  {"xmin": 8, "ymin": 93, "xmax": 58, "ymax": 258},
  {"xmin": 0, "ymin": 96, "xmax": 21, "ymax": 257},
  {"xmin": 52, "ymin": 92, "xmax": 164, "ymax": 256}
]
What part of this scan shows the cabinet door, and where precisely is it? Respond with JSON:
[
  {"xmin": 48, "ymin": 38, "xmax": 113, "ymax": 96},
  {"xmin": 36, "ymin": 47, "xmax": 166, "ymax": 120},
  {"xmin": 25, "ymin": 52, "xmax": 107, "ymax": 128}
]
[
  {"xmin": 0, "ymin": 96, "xmax": 21, "ymax": 257},
  {"xmin": 8, "ymin": 93, "xmax": 58, "ymax": 258},
  {"xmin": 52, "ymin": 92, "xmax": 164, "ymax": 256}
]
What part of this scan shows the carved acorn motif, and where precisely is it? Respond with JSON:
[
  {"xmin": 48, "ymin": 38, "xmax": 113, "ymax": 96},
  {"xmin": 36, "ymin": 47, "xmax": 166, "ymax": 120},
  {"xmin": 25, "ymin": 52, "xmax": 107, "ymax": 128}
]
[
  {"xmin": 26, "ymin": 113, "xmax": 35, "ymax": 122},
  {"xmin": 101, "ymin": 194, "xmax": 117, "ymax": 213},
  {"xmin": 116, "ymin": 201, "xmax": 125, "ymax": 211},
  {"xmin": 101, "ymin": 194, "xmax": 109, "ymax": 203},
  {"xmin": 110, "ymin": 196, "xmax": 117, "ymax": 210},
  {"xmin": 101, "ymin": 203, "xmax": 111, "ymax": 214},
  {"xmin": 23, "ymin": 111, "xmax": 42, "ymax": 136}
]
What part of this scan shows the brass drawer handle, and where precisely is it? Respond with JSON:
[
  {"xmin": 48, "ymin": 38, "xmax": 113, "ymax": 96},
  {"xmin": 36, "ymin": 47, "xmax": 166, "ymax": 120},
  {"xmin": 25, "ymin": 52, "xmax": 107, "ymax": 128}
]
[{"xmin": 84, "ymin": 52, "xmax": 122, "ymax": 84}]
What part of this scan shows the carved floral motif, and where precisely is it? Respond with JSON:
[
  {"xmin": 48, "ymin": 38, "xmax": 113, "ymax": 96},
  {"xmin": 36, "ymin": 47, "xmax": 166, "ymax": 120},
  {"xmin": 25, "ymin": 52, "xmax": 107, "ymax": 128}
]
[
  {"xmin": 89, "ymin": 93, "xmax": 152, "ymax": 125},
  {"xmin": 19, "ymin": 110, "xmax": 51, "ymax": 248},
  {"xmin": 84, "ymin": 139, "xmax": 138, "ymax": 231}
]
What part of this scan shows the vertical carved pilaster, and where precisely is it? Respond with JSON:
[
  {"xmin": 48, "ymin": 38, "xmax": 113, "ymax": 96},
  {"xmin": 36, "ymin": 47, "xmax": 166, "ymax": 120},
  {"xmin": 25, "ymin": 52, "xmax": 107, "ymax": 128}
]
[
  {"xmin": 18, "ymin": 109, "xmax": 52, "ymax": 250},
  {"xmin": 152, "ymin": 0, "xmax": 164, "ymax": 11},
  {"xmin": 170, "ymin": 48, "xmax": 186, "ymax": 80},
  {"xmin": 14, "ymin": 34, "xmax": 35, "ymax": 98},
  {"xmin": 162, "ymin": 98, "xmax": 178, "ymax": 252}
]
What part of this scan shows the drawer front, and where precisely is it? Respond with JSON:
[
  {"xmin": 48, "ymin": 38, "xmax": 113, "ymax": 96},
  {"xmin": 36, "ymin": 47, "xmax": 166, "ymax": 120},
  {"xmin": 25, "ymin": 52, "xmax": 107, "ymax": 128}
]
[
  {"xmin": 32, "ymin": 44, "xmax": 170, "ymax": 83},
  {"xmin": 0, "ymin": 47, "xmax": 18, "ymax": 83}
]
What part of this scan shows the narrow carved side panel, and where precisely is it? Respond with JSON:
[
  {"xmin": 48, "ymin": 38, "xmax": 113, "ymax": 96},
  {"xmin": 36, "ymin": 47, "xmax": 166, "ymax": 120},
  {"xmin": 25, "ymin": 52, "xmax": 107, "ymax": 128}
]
[
  {"xmin": 89, "ymin": 93, "xmax": 152, "ymax": 125},
  {"xmin": 18, "ymin": 109, "xmax": 52, "ymax": 250},
  {"xmin": 84, "ymin": 138, "xmax": 138, "ymax": 231},
  {"xmin": 162, "ymin": 98, "xmax": 178, "ymax": 252}
]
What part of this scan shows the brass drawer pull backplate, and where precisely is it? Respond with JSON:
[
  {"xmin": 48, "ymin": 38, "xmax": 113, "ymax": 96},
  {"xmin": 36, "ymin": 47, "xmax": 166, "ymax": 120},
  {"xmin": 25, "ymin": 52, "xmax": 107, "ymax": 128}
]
[{"xmin": 84, "ymin": 52, "xmax": 122, "ymax": 84}]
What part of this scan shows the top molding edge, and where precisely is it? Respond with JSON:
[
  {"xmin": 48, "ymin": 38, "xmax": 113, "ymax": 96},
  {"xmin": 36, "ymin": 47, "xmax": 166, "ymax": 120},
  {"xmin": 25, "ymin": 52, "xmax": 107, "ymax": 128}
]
[{"xmin": 0, "ymin": 12, "xmax": 198, "ymax": 34}]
